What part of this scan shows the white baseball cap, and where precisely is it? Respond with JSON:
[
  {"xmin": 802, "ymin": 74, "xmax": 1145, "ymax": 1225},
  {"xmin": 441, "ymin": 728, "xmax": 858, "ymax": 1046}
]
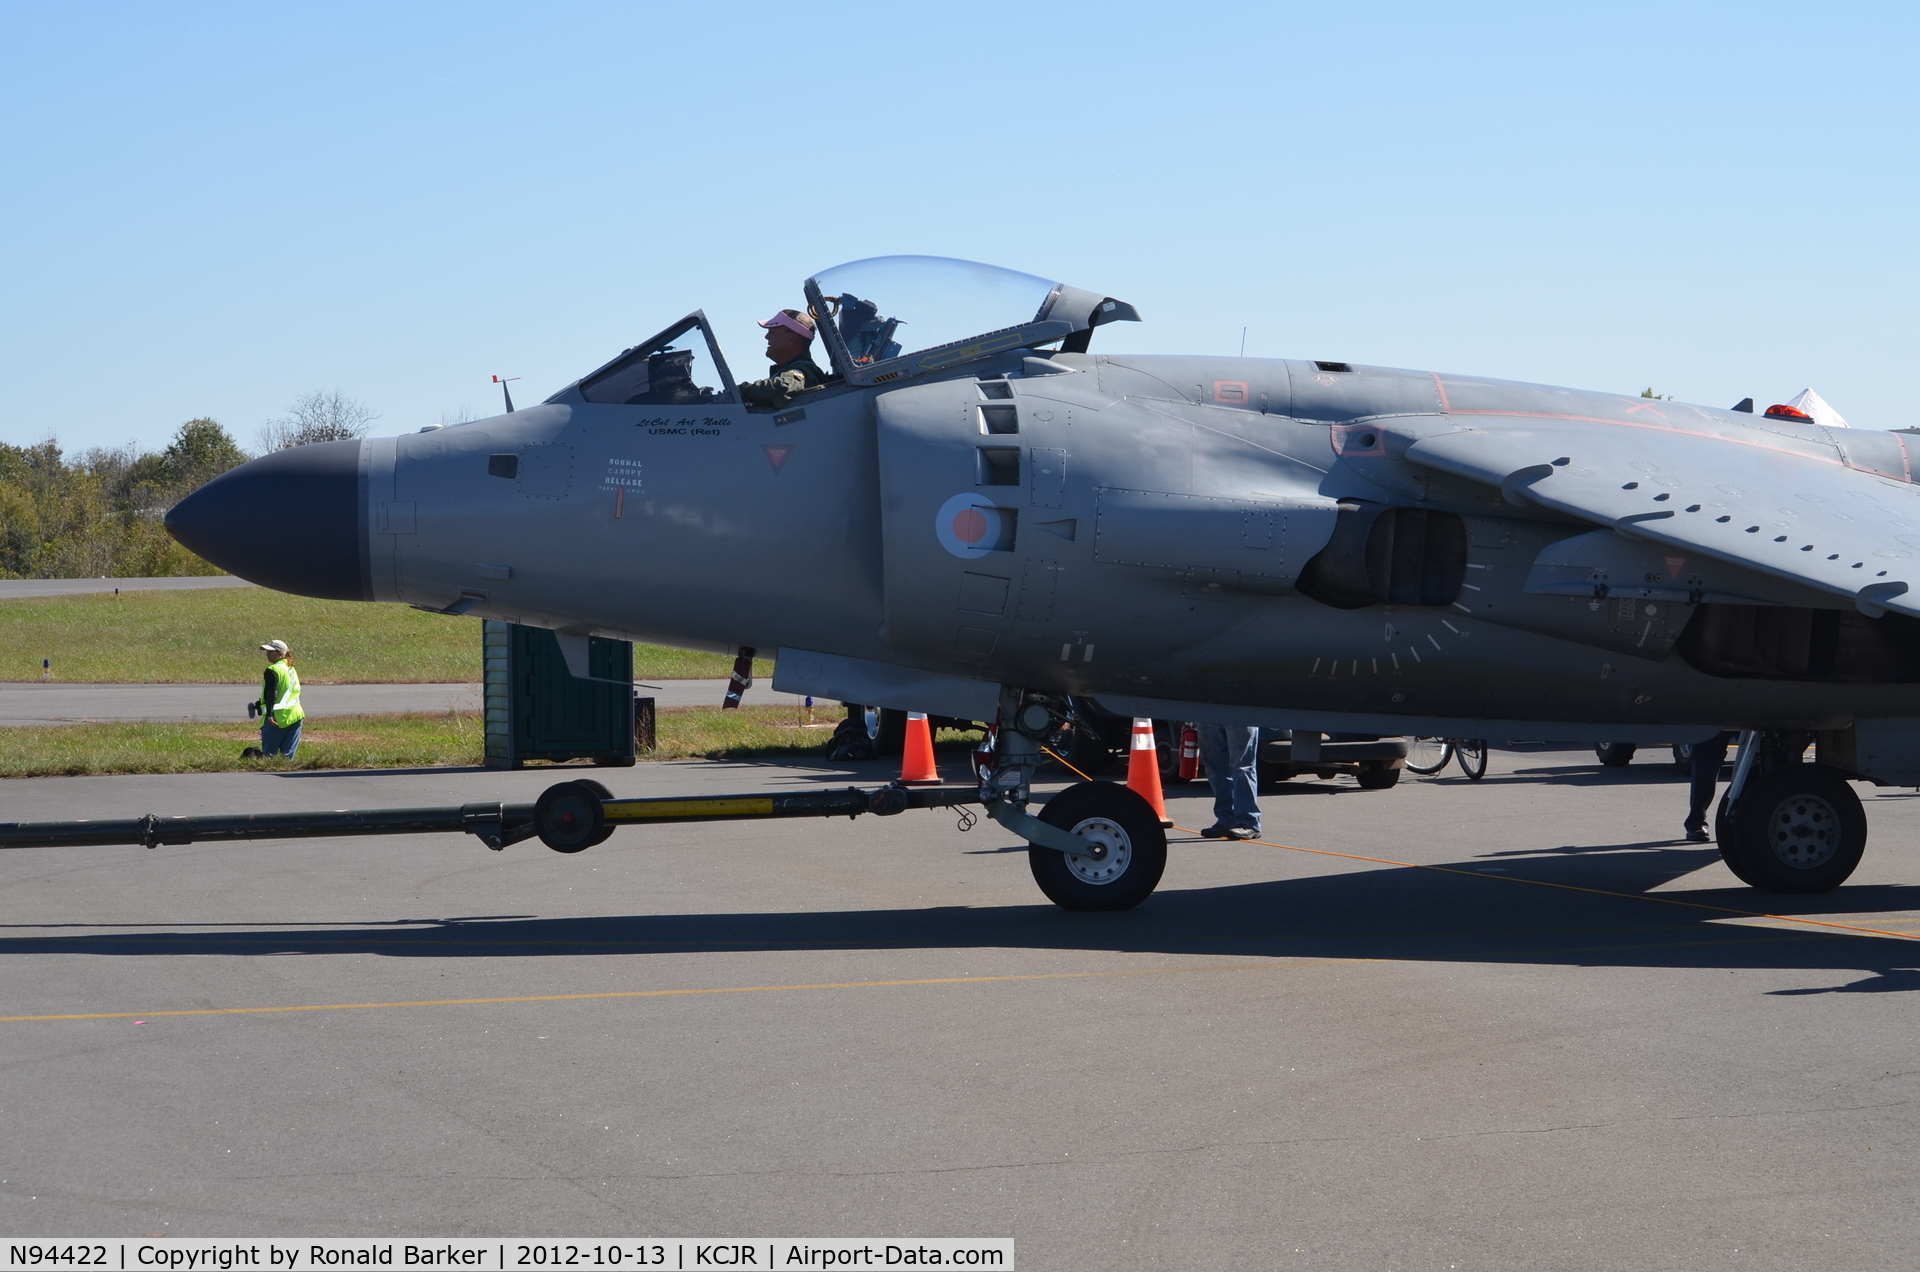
[{"xmin": 260, "ymin": 639, "xmax": 290, "ymax": 654}]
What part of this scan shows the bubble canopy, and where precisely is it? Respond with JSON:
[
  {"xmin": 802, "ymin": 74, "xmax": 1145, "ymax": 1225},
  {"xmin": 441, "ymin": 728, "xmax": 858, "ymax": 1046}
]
[{"xmin": 803, "ymin": 256, "xmax": 1136, "ymax": 386}]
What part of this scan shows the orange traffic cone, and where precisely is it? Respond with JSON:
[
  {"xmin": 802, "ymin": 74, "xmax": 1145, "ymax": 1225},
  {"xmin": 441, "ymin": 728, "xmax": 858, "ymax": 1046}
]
[
  {"xmin": 1126, "ymin": 717, "xmax": 1172, "ymax": 826},
  {"xmin": 900, "ymin": 712, "xmax": 940, "ymax": 784}
]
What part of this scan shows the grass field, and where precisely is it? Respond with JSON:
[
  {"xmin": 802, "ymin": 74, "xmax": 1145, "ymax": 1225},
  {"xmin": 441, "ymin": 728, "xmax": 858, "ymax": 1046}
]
[
  {"xmin": 0, "ymin": 588, "xmax": 770, "ymax": 683},
  {"xmin": 0, "ymin": 708, "xmax": 985, "ymax": 777}
]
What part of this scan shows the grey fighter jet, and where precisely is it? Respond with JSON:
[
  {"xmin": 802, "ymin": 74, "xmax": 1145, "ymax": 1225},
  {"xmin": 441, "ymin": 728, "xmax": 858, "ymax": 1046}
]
[{"xmin": 166, "ymin": 255, "xmax": 1920, "ymax": 910}]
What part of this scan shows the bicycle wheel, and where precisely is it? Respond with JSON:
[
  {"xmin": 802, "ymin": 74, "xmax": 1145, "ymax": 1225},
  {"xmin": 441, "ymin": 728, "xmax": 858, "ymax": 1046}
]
[
  {"xmin": 1455, "ymin": 739, "xmax": 1488, "ymax": 781},
  {"xmin": 1405, "ymin": 737, "xmax": 1453, "ymax": 775}
]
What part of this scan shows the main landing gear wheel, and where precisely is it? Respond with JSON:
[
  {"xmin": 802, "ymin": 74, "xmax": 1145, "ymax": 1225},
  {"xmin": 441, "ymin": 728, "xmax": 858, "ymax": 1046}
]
[
  {"xmin": 1026, "ymin": 782, "xmax": 1168, "ymax": 912},
  {"xmin": 1716, "ymin": 767, "xmax": 1866, "ymax": 893},
  {"xmin": 534, "ymin": 778, "xmax": 616, "ymax": 853}
]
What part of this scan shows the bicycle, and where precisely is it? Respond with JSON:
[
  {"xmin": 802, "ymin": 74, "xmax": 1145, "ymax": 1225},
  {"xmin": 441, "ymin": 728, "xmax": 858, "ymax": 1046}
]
[{"xmin": 1404, "ymin": 737, "xmax": 1489, "ymax": 781}]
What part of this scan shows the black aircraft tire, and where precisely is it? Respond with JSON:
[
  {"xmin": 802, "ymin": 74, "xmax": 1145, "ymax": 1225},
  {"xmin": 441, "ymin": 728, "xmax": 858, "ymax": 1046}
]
[
  {"xmin": 535, "ymin": 779, "xmax": 609, "ymax": 853},
  {"xmin": 1719, "ymin": 767, "xmax": 1867, "ymax": 894},
  {"xmin": 866, "ymin": 707, "xmax": 907, "ymax": 758},
  {"xmin": 1711, "ymin": 793, "xmax": 1762, "ymax": 887},
  {"xmin": 1152, "ymin": 721, "xmax": 1191, "ymax": 786},
  {"xmin": 1595, "ymin": 743, "xmax": 1637, "ymax": 768},
  {"xmin": 1027, "ymin": 782, "xmax": 1168, "ymax": 912}
]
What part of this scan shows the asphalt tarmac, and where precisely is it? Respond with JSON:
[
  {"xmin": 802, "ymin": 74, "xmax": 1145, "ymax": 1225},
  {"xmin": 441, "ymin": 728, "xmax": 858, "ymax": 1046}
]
[{"xmin": 2, "ymin": 751, "xmax": 1916, "ymax": 1269}]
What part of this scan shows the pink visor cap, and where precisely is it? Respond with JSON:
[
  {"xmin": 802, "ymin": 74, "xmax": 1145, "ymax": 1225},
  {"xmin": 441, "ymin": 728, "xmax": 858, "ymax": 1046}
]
[{"xmin": 758, "ymin": 310, "xmax": 816, "ymax": 340}]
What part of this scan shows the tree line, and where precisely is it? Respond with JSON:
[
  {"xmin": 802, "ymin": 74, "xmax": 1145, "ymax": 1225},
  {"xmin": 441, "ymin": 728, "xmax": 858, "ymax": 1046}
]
[{"xmin": 0, "ymin": 391, "xmax": 377, "ymax": 579}]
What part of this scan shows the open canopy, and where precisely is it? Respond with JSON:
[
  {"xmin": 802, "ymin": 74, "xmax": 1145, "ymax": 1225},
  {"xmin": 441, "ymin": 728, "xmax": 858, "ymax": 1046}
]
[
  {"xmin": 804, "ymin": 255, "xmax": 1138, "ymax": 386},
  {"xmin": 556, "ymin": 257, "xmax": 1138, "ymax": 408}
]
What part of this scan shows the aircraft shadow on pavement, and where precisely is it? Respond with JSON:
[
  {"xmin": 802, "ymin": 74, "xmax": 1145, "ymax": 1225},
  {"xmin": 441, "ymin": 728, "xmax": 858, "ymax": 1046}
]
[
  {"xmin": 4, "ymin": 840, "xmax": 1918, "ymax": 992},
  {"xmin": 270, "ymin": 765, "xmax": 494, "ymax": 779},
  {"xmin": 1449, "ymin": 764, "xmax": 1691, "ymax": 787}
]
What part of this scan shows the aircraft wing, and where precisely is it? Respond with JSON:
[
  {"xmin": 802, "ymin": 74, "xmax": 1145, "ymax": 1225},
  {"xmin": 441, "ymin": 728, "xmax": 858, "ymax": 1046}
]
[{"xmin": 1401, "ymin": 421, "xmax": 1920, "ymax": 618}]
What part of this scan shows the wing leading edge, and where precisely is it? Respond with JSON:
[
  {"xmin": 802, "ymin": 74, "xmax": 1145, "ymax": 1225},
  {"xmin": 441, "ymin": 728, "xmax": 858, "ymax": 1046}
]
[{"xmin": 1401, "ymin": 422, "xmax": 1920, "ymax": 619}]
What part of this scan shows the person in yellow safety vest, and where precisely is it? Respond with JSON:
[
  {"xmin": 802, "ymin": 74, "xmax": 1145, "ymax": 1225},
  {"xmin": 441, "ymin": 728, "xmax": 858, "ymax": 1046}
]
[{"xmin": 255, "ymin": 638, "xmax": 305, "ymax": 758}]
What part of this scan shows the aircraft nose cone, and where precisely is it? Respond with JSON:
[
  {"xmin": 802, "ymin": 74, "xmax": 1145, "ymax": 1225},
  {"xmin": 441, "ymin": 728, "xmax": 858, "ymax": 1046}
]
[{"xmin": 164, "ymin": 439, "xmax": 368, "ymax": 600}]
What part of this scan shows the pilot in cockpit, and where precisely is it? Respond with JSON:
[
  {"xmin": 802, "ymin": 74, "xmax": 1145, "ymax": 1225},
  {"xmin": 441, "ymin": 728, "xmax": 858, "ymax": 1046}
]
[{"xmin": 738, "ymin": 308, "xmax": 828, "ymax": 410}]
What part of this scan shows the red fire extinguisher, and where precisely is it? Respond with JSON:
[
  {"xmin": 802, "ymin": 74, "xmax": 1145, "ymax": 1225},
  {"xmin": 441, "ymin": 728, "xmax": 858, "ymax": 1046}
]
[{"xmin": 1178, "ymin": 723, "xmax": 1201, "ymax": 780}]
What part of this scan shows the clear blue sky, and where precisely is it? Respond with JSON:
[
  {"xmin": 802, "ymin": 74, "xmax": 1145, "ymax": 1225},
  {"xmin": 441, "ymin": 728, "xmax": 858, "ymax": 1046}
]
[{"xmin": 3, "ymin": 1, "xmax": 1915, "ymax": 455}]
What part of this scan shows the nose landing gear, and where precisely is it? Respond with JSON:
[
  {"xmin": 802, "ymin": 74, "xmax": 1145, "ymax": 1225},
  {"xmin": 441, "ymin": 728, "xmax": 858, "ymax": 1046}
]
[
  {"xmin": 1025, "ymin": 781, "xmax": 1167, "ymax": 911},
  {"xmin": 979, "ymin": 686, "xmax": 1169, "ymax": 911}
]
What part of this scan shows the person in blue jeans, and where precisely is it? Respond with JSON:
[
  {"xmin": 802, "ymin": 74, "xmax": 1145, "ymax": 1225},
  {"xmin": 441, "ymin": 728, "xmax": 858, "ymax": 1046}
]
[
  {"xmin": 254, "ymin": 639, "xmax": 305, "ymax": 758},
  {"xmin": 1197, "ymin": 723, "xmax": 1261, "ymax": 839},
  {"xmin": 1683, "ymin": 730, "xmax": 1735, "ymax": 842}
]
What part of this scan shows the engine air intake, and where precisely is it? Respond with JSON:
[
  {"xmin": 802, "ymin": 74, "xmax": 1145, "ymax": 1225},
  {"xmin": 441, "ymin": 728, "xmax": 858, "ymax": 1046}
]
[{"xmin": 1297, "ymin": 505, "xmax": 1467, "ymax": 609}]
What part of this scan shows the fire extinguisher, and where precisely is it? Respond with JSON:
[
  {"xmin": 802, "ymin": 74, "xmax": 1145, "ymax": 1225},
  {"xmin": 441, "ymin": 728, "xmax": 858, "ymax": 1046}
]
[{"xmin": 1178, "ymin": 723, "xmax": 1201, "ymax": 780}]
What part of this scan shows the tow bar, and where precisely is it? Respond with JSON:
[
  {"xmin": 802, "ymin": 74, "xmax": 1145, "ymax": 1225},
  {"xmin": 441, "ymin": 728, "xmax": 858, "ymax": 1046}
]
[{"xmin": 0, "ymin": 780, "xmax": 983, "ymax": 855}]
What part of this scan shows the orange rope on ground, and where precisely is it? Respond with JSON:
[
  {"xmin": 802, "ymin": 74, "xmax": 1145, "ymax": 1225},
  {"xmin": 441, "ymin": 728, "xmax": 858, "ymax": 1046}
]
[{"xmin": 1040, "ymin": 745, "xmax": 1095, "ymax": 783}]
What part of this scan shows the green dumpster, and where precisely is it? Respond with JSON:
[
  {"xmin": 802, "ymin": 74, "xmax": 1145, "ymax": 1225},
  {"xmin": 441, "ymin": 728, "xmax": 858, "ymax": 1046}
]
[{"xmin": 483, "ymin": 621, "xmax": 637, "ymax": 769}]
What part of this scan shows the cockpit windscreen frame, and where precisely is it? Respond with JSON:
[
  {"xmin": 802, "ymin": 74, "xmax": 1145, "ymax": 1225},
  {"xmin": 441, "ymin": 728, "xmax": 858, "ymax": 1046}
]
[
  {"xmin": 804, "ymin": 277, "xmax": 857, "ymax": 381},
  {"xmin": 566, "ymin": 310, "xmax": 738, "ymax": 407}
]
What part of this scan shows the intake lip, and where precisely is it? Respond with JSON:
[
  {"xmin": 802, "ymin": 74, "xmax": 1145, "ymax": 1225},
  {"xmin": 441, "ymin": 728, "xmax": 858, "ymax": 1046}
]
[{"xmin": 164, "ymin": 439, "xmax": 369, "ymax": 600}]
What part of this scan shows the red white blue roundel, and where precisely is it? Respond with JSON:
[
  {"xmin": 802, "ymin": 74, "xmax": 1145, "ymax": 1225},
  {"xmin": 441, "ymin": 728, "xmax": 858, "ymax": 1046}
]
[{"xmin": 935, "ymin": 492, "xmax": 1005, "ymax": 560}]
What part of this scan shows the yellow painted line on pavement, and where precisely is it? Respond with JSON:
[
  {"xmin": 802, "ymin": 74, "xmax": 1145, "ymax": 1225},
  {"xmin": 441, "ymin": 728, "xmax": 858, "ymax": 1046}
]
[{"xmin": 0, "ymin": 958, "xmax": 1362, "ymax": 1024}]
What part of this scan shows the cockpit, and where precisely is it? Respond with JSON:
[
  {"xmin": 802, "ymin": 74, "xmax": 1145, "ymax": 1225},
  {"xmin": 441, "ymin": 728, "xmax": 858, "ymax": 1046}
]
[
  {"xmin": 556, "ymin": 256, "xmax": 1138, "ymax": 409},
  {"xmin": 571, "ymin": 313, "xmax": 735, "ymax": 408}
]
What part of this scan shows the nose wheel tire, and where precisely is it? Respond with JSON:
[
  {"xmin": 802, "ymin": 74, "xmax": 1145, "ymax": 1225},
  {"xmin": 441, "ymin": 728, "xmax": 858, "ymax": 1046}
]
[
  {"xmin": 1716, "ymin": 767, "xmax": 1866, "ymax": 893},
  {"xmin": 534, "ymin": 778, "xmax": 616, "ymax": 853},
  {"xmin": 1026, "ymin": 782, "xmax": 1168, "ymax": 911}
]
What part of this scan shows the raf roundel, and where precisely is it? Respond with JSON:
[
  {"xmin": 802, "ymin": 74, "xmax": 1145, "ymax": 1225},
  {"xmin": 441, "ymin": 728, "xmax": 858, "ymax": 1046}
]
[{"xmin": 935, "ymin": 492, "xmax": 1006, "ymax": 560}]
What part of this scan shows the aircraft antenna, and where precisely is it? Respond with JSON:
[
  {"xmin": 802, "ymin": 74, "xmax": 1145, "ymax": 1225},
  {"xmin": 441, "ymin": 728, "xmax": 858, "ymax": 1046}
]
[
  {"xmin": 491, "ymin": 374, "xmax": 520, "ymax": 414},
  {"xmin": 1239, "ymin": 327, "xmax": 1247, "ymax": 358}
]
